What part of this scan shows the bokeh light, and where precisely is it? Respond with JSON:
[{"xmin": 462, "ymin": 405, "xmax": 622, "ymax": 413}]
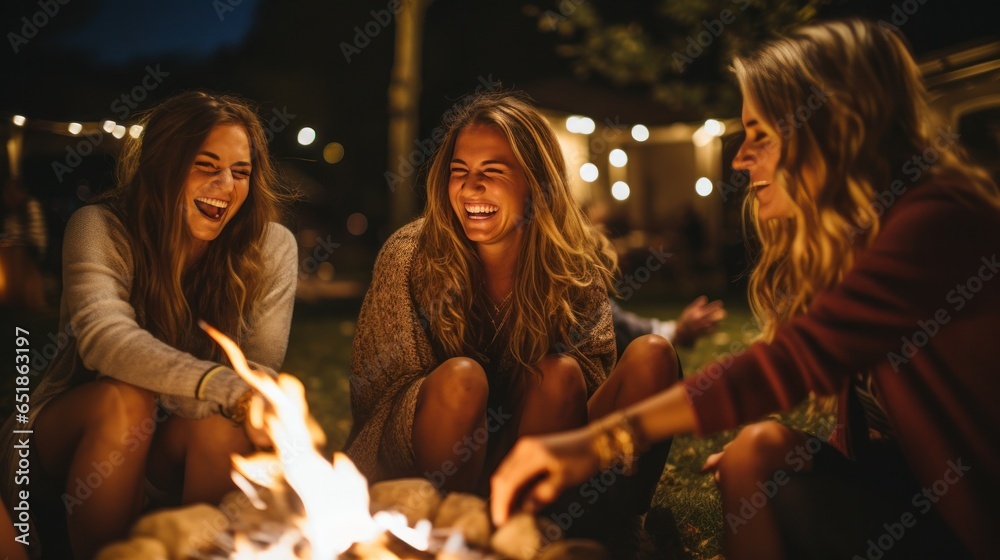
[
  {"xmin": 323, "ymin": 142, "xmax": 345, "ymax": 164},
  {"xmin": 696, "ymin": 177, "xmax": 714, "ymax": 197},
  {"xmin": 346, "ymin": 212, "xmax": 368, "ymax": 236},
  {"xmin": 631, "ymin": 124, "xmax": 650, "ymax": 142},
  {"xmin": 580, "ymin": 163, "xmax": 599, "ymax": 182},
  {"xmin": 297, "ymin": 127, "xmax": 316, "ymax": 146},
  {"xmin": 609, "ymin": 149, "xmax": 628, "ymax": 167},
  {"xmin": 704, "ymin": 119, "xmax": 725, "ymax": 137},
  {"xmin": 316, "ymin": 262, "xmax": 335, "ymax": 281},
  {"xmin": 611, "ymin": 181, "xmax": 631, "ymax": 201}
]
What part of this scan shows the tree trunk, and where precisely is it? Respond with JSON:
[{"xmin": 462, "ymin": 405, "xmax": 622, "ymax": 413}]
[{"xmin": 387, "ymin": 0, "xmax": 432, "ymax": 230}]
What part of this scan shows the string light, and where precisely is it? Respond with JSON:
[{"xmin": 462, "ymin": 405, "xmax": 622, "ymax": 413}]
[
  {"xmin": 580, "ymin": 163, "xmax": 599, "ymax": 182},
  {"xmin": 631, "ymin": 124, "xmax": 650, "ymax": 142},
  {"xmin": 297, "ymin": 127, "xmax": 316, "ymax": 146},
  {"xmin": 612, "ymin": 181, "xmax": 631, "ymax": 201},
  {"xmin": 609, "ymin": 149, "xmax": 628, "ymax": 167},
  {"xmin": 696, "ymin": 177, "xmax": 714, "ymax": 197},
  {"xmin": 704, "ymin": 119, "xmax": 725, "ymax": 137}
]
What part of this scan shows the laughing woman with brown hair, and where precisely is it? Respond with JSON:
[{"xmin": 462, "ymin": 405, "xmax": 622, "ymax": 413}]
[
  {"xmin": 346, "ymin": 93, "xmax": 678, "ymax": 545},
  {"xmin": 0, "ymin": 91, "xmax": 297, "ymax": 559}
]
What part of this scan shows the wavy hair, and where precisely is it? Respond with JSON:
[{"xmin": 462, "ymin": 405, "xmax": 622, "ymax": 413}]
[
  {"xmin": 100, "ymin": 91, "xmax": 289, "ymax": 358},
  {"xmin": 413, "ymin": 92, "xmax": 617, "ymax": 378},
  {"xmin": 733, "ymin": 19, "xmax": 999, "ymax": 340}
]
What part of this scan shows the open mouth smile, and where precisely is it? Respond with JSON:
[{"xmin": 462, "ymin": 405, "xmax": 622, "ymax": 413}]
[
  {"xmin": 194, "ymin": 196, "xmax": 229, "ymax": 221},
  {"xmin": 465, "ymin": 202, "xmax": 499, "ymax": 220}
]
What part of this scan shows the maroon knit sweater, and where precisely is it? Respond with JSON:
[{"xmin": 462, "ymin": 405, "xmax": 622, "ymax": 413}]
[{"xmin": 683, "ymin": 179, "xmax": 1000, "ymax": 557}]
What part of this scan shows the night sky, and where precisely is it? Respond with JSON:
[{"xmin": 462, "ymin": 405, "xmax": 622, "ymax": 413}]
[{"xmin": 55, "ymin": 0, "xmax": 262, "ymax": 67}]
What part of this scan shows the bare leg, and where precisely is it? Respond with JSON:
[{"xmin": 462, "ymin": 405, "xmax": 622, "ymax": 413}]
[
  {"xmin": 412, "ymin": 357, "xmax": 490, "ymax": 493},
  {"xmin": 34, "ymin": 378, "xmax": 158, "ymax": 559},
  {"xmin": 148, "ymin": 412, "xmax": 254, "ymax": 505},
  {"xmin": 588, "ymin": 334, "xmax": 678, "ymax": 421},
  {"xmin": 0, "ymin": 496, "xmax": 28, "ymax": 560},
  {"xmin": 518, "ymin": 354, "xmax": 589, "ymax": 437},
  {"xmin": 588, "ymin": 334, "xmax": 678, "ymax": 513},
  {"xmin": 715, "ymin": 420, "xmax": 813, "ymax": 560}
]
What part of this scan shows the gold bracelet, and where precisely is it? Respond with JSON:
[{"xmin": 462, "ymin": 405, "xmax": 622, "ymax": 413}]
[
  {"xmin": 591, "ymin": 412, "xmax": 648, "ymax": 475},
  {"xmin": 591, "ymin": 423, "xmax": 616, "ymax": 471}
]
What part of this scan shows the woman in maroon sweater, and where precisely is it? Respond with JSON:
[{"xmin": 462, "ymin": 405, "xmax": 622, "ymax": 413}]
[{"xmin": 491, "ymin": 19, "xmax": 999, "ymax": 559}]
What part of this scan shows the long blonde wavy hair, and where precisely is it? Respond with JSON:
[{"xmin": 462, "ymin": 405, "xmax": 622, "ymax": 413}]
[
  {"xmin": 413, "ymin": 92, "xmax": 617, "ymax": 378},
  {"xmin": 101, "ymin": 91, "xmax": 289, "ymax": 359},
  {"xmin": 734, "ymin": 19, "xmax": 999, "ymax": 340}
]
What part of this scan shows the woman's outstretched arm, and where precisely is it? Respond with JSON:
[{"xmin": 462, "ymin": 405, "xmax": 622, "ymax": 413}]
[{"xmin": 490, "ymin": 382, "xmax": 696, "ymax": 524}]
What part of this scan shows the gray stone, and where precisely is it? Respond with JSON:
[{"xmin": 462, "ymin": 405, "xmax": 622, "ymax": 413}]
[
  {"xmin": 95, "ymin": 537, "xmax": 169, "ymax": 560},
  {"xmin": 433, "ymin": 492, "xmax": 492, "ymax": 549},
  {"xmin": 369, "ymin": 478, "xmax": 442, "ymax": 527},
  {"xmin": 490, "ymin": 513, "xmax": 563, "ymax": 560},
  {"xmin": 130, "ymin": 503, "xmax": 229, "ymax": 559}
]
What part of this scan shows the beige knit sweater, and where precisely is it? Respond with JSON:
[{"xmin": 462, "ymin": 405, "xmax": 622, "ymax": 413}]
[
  {"xmin": 0, "ymin": 204, "xmax": 297, "ymax": 550},
  {"xmin": 345, "ymin": 218, "xmax": 616, "ymax": 482}
]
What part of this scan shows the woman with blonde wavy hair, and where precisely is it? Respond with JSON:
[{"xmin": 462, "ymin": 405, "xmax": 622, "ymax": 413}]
[
  {"xmin": 492, "ymin": 19, "xmax": 999, "ymax": 559},
  {"xmin": 346, "ymin": 92, "xmax": 678, "ymax": 543},
  {"xmin": 0, "ymin": 91, "xmax": 297, "ymax": 559}
]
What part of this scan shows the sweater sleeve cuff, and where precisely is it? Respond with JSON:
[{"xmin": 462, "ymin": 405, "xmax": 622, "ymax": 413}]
[{"xmin": 196, "ymin": 364, "xmax": 250, "ymax": 410}]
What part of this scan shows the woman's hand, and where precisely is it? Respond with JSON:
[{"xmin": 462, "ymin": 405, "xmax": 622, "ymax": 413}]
[
  {"xmin": 490, "ymin": 426, "xmax": 601, "ymax": 526},
  {"xmin": 701, "ymin": 443, "xmax": 729, "ymax": 482}
]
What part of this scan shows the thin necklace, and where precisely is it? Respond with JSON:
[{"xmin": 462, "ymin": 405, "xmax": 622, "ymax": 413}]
[
  {"xmin": 489, "ymin": 290, "xmax": 513, "ymax": 314},
  {"xmin": 484, "ymin": 290, "xmax": 513, "ymax": 351}
]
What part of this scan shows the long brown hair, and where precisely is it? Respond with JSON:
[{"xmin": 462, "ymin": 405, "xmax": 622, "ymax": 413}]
[
  {"xmin": 413, "ymin": 92, "xmax": 617, "ymax": 377},
  {"xmin": 733, "ymin": 19, "xmax": 999, "ymax": 339},
  {"xmin": 100, "ymin": 91, "xmax": 289, "ymax": 358}
]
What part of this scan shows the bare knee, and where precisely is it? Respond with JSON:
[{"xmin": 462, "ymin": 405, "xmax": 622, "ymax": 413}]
[
  {"xmin": 171, "ymin": 414, "xmax": 250, "ymax": 455},
  {"xmin": 620, "ymin": 334, "xmax": 679, "ymax": 390},
  {"xmin": 86, "ymin": 379, "xmax": 158, "ymax": 439},
  {"xmin": 719, "ymin": 421, "xmax": 801, "ymax": 479},
  {"xmin": 531, "ymin": 354, "xmax": 587, "ymax": 407},
  {"xmin": 418, "ymin": 357, "xmax": 489, "ymax": 424}
]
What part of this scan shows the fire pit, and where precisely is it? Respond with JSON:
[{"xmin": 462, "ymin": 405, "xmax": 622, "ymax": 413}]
[{"xmin": 94, "ymin": 325, "xmax": 608, "ymax": 560}]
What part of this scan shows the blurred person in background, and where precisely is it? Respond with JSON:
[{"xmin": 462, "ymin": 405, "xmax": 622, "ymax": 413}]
[{"xmin": 0, "ymin": 176, "xmax": 48, "ymax": 311}]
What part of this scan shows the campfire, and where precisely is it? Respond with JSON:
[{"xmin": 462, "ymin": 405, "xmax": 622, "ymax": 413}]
[{"xmin": 95, "ymin": 324, "xmax": 608, "ymax": 560}]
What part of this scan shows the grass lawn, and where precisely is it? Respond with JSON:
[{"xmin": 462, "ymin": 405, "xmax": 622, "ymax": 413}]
[{"xmin": 284, "ymin": 299, "xmax": 836, "ymax": 559}]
